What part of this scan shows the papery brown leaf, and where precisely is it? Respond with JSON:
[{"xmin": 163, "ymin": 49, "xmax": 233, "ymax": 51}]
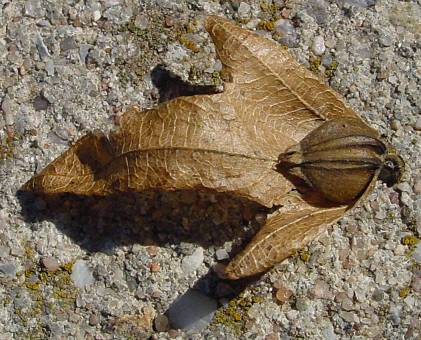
[
  {"xmin": 225, "ymin": 193, "xmax": 347, "ymax": 279},
  {"xmin": 22, "ymin": 16, "xmax": 403, "ymax": 279}
]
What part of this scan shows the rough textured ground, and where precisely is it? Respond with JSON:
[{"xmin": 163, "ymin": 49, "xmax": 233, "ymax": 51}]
[{"xmin": 0, "ymin": 0, "xmax": 420, "ymax": 339}]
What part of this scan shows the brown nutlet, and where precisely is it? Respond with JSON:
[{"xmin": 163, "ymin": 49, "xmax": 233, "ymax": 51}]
[{"xmin": 278, "ymin": 117, "xmax": 404, "ymax": 204}]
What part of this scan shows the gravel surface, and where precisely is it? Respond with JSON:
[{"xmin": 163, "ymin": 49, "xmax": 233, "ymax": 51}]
[{"xmin": 0, "ymin": 0, "xmax": 420, "ymax": 339}]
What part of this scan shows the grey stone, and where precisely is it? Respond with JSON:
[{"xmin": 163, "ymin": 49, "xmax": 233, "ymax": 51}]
[
  {"xmin": 397, "ymin": 182, "xmax": 412, "ymax": 193},
  {"xmin": 274, "ymin": 19, "xmax": 298, "ymax": 47},
  {"xmin": 1, "ymin": 96, "xmax": 15, "ymax": 125},
  {"xmin": 337, "ymin": 0, "xmax": 376, "ymax": 8},
  {"xmin": 379, "ymin": 34, "xmax": 393, "ymax": 47},
  {"xmin": 321, "ymin": 53, "xmax": 333, "ymax": 67},
  {"xmin": 415, "ymin": 117, "xmax": 421, "ymax": 131},
  {"xmin": 412, "ymin": 243, "xmax": 421, "ymax": 263},
  {"xmin": 306, "ymin": 0, "xmax": 329, "ymax": 25},
  {"xmin": 237, "ymin": 2, "xmax": 251, "ymax": 20},
  {"xmin": 340, "ymin": 311, "xmax": 359, "ymax": 323},
  {"xmin": 323, "ymin": 322, "xmax": 337, "ymax": 340},
  {"xmin": 168, "ymin": 290, "xmax": 217, "ymax": 333},
  {"xmin": 134, "ymin": 14, "xmax": 149, "ymax": 29},
  {"xmin": 0, "ymin": 262, "xmax": 17, "ymax": 277},
  {"xmin": 35, "ymin": 32, "xmax": 50, "ymax": 60},
  {"xmin": 79, "ymin": 44, "xmax": 91, "ymax": 64},
  {"xmin": 372, "ymin": 289, "xmax": 384, "ymax": 301},
  {"xmin": 414, "ymin": 179, "xmax": 421, "ymax": 195},
  {"xmin": 25, "ymin": 0, "xmax": 45, "ymax": 18},
  {"xmin": 33, "ymin": 95, "xmax": 49, "ymax": 111},
  {"xmin": 181, "ymin": 247, "xmax": 204, "ymax": 274},
  {"xmin": 45, "ymin": 59, "xmax": 55, "ymax": 76},
  {"xmin": 71, "ymin": 260, "xmax": 94, "ymax": 288},
  {"xmin": 60, "ymin": 36, "xmax": 77, "ymax": 52},
  {"xmin": 295, "ymin": 297, "xmax": 308, "ymax": 312},
  {"xmin": 215, "ymin": 248, "xmax": 229, "ymax": 261},
  {"xmin": 0, "ymin": 245, "xmax": 10, "ymax": 258}
]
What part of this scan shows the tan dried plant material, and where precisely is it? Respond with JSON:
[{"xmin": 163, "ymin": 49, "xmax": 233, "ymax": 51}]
[{"xmin": 21, "ymin": 16, "xmax": 404, "ymax": 279}]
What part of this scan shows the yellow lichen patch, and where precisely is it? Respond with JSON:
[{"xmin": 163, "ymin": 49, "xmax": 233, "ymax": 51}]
[
  {"xmin": 399, "ymin": 287, "xmax": 411, "ymax": 298},
  {"xmin": 324, "ymin": 60, "xmax": 339, "ymax": 78},
  {"xmin": 401, "ymin": 235, "xmax": 419, "ymax": 246},
  {"xmin": 178, "ymin": 35, "xmax": 200, "ymax": 53},
  {"xmin": 258, "ymin": 20, "xmax": 275, "ymax": 31},
  {"xmin": 298, "ymin": 249, "xmax": 311, "ymax": 262},
  {"xmin": 212, "ymin": 291, "xmax": 264, "ymax": 335},
  {"xmin": 309, "ymin": 56, "xmax": 322, "ymax": 74},
  {"xmin": 260, "ymin": 0, "xmax": 279, "ymax": 14}
]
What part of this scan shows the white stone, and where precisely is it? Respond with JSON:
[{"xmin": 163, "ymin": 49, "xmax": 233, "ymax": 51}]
[
  {"xmin": 181, "ymin": 247, "xmax": 204, "ymax": 274},
  {"xmin": 92, "ymin": 10, "xmax": 102, "ymax": 21},
  {"xmin": 168, "ymin": 290, "xmax": 217, "ymax": 333},
  {"xmin": 237, "ymin": 2, "xmax": 251, "ymax": 19},
  {"xmin": 71, "ymin": 260, "xmax": 94, "ymax": 288},
  {"xmin": 312, "ymin": 35, "xmax": 326, "ymax": 56}
]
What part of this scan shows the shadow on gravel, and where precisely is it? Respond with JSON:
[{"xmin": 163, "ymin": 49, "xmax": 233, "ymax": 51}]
[
  {"xmin": 151, "ymin": 64, "xmax": 221, "ymax": 103},
  {"xmin": 17, "ymin": 190, "xmax": 267, "ymax": 254}
]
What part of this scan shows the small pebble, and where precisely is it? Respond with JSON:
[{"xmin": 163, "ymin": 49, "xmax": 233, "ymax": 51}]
[
  {"xmin": 414, "ymin": 180, "xmax": 421, "ymax": 195},
  {"xmin": 295, "ymin": 297, "xmax": 308, "ymax": 311},
  {"xmin": 0, "ymin": 262, "xmax": 17, "ymax": 277},
  {"xmin": 89, "ymin": 313, "xmax": 100, "ymax": 326},
  {"xmin": 312, "ymin": 35, "xmax": 326, "ymax": 56},
  {"xmin": 41, "ymin": 256, "xmax": 60, "ymax": 272},
  {"xmin": 33, "ymin": 95, "xmax": 49, "ymax": 111},
  {"xmin": 149, "ymin": 262, "xmax": 160, "ymax": 273},
  {"xmin": 181, "ymin": 247, "xmax": 204, "ymax": 274},
  {"xmin": 311, "ymin": 279, "xmax": 331, "ymax": 299},
  {"xmin": 237, "ymin": 2, "xmax": 251, "ymax": 20},
  {"xmin": 414, "ymin": 117, "xmax": 421, "ymax": 131},
  {"xmin": 0, "ymin": 245, "xmax": 10, "ymax": 258},
  {"xmin": 154, "ymin": 314, "xmax": 169, "ymax": 332},
  {"xmin": 92, "ymin": 10, "xmax": 102, "ymax": 22},
  {"xmin": 412, "ymin": 243, "xmax": 421, "ymax": 263},
  {"xmin": 215, "ymin": 248, "xmax": 229, "ymax": 261},
  {"xmin": 275, "ymin": 286, "xmax": 293, "ymax": 303},
  {"xmin": 134, "ymin": 14, "xmax": 149, "ymax": 29},
  {"xmin": 71, "ymin": 260, "xmax": 94, "ymax": 288},
  {"xmin": 412, "ymin": 276, "xmax": 421, "ymax": 293},
  {"xmin": 35, "ymin": 32, "xmax": 50, "ymax": 60},
  {"xmin": 397, "ymin": 182, "xmax": 411, "ymax": 193},
  {"xmin": 321, "ymin": 53, "xmax": 333, "ymax": 67},
  {"xmin": 274, "ymin": 19, "xmax": 298, "ymax": 47},
  {"xmin": 390, "ymin": 119, "xmax": 402, "ymax": 131},
  {"xmin": 340, "ymin": 311, "xmax": 359, "ymax": 323},
  {"xmin": 146, "ymin": 246, "xmax": 158, "ymax": 257},
  {"xmin": 372, "ymin": 289, "xmax": 384, "ymax": 301},
  {"xmin": 60, "ymin": 36, "xmax": 77, "ymax": 52}
]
